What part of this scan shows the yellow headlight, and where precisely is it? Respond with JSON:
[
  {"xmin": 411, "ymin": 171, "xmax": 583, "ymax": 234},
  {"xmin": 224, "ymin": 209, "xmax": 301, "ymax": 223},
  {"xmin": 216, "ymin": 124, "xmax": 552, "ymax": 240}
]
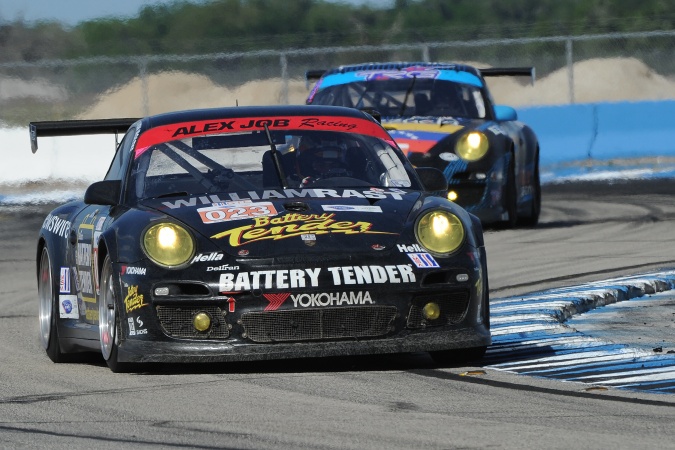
[
  {"xmin": 422, "ymin": 302, "xmax": 441, "ymax": 320},
  {"xmin": 416, "ymin": 210, "xmax": 465, "ymax": 254},
  {"xmin": 143, "ymin": 222, "xmax": 195, "ymax": 268},
  {"xmin": 193, "ymin": 312, "xmax": 211, "ymax": 332},
  {"xmin": 455, "ymin": 131, "xmax": 488, "ymax": 162}
]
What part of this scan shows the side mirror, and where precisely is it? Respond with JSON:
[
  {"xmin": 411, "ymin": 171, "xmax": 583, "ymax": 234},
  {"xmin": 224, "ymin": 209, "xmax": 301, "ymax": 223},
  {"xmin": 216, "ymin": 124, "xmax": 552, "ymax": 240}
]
[
  {"xmin": 494, "ymin": 105, "xmax": 518, "ymax": 121},
  {"xmin": 84, "ymin": 180, "xmax": 121, "ymax": 206},
  {"xmin": 415, "ymin": 167, "xmax": 448, "ymax": 193}
]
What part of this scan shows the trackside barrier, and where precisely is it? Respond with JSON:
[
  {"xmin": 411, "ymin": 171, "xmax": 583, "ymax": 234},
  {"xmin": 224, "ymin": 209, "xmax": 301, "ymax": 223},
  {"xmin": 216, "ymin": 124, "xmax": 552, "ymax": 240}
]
[
  {"xmin": 517, "ymin": 100, "xmax": 675, "ymax": 166},
  {"xmin": 3, "ymin": 99, "xmax": 675, "ymax": 185}
]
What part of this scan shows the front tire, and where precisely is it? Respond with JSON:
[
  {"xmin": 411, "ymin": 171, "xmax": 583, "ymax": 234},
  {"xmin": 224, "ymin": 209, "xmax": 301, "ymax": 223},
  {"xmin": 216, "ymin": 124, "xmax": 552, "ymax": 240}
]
[
  {"xmin": 519, "ymin": 152, "xmax": 541, "ymax": 227},
  {"xmin": 500, "ymin": 153, "xmax": 518, "ymax": 228},
  {"xmin": 38, "ymin": 246, "xmax": 68, "ymax": 363},
  {"xmin": 99, "ymin": 255, "xmax": 134, "ymax": 373}
]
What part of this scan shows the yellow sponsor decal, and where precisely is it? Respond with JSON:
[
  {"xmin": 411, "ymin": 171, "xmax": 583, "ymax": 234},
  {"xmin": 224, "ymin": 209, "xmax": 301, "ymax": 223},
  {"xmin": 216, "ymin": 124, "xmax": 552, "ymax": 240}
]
[
  {"xmin": 124, "ymin": 285, "xmax": 147, "ymax": 313},
  {"xmin": 383, "ymin": 123, "xmax": 464, "ymax": 133},
  {"xmin": 85, "ymin": 309, "xmax": 99, "ymax": 321},
  {"xmin": 211, "ymin": 212, "xmax": 395, "ymax": 246}
]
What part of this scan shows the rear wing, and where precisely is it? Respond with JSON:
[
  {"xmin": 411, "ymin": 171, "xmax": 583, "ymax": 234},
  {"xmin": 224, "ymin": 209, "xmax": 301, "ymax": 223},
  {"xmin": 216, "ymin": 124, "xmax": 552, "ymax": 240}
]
[
  {"xmin": 479, "ymin": 67, "xmax": 536, "ymax": 85},
  {"xmin": 305, "ymin": 70, "xmax": 327, "ymax": 88},
  {"xmin": 29, "ymin": 118, "xmax": 139, "ymax": 153},
  {"xmin": 306, "ymin": 67, "xmax": 536, "ymax": 87}
]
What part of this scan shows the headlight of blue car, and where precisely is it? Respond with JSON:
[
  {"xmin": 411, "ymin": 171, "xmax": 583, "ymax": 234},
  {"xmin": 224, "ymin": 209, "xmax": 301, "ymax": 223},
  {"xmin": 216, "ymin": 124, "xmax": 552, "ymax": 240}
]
[
  {"xmin": 142, "ymin": 222, "xmax": 195, "ymax": 268},
  {"xmin": 415, "ymin": 210, "xmax": 465, "ymax": 255},
  {"xmin": 455, "ymin": 131, "xmax": 489, "ymax": 162}
]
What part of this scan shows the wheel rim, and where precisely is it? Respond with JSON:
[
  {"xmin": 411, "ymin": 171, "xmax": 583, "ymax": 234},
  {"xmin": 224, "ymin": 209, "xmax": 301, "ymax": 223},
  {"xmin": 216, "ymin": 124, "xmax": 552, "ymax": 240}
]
[
  {"xmin": 38, "ymin": 248, "xmax": 53, "ymax": 350},
  {"xmin": 99, "ymin": 259, "xmax": 116, "ymax": 360}
]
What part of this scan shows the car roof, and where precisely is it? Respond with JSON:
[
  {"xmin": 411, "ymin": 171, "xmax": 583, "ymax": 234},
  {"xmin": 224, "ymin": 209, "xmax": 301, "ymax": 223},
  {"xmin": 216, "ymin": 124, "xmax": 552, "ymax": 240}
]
[
  {"xmin": 315, "ymin": 62, "xmax": 486, "ymax": 90},
  {"xmin": 323, "ymin": 61, "xmax": 483, "ymax": 78},
  {"xmin": 138, "ymin": 104, "xmax": 375, "ymax": 129}
]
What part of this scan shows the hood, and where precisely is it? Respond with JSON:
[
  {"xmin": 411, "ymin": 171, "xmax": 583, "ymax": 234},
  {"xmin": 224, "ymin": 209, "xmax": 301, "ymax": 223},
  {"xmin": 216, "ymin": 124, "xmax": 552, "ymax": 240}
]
[
  {"xmin": 382, "ymin": 117, "xmax": 472, "ymax": 155},
  {"xmin": 141, "ymin": 187, "xmax": 422, "ymax": 258}
]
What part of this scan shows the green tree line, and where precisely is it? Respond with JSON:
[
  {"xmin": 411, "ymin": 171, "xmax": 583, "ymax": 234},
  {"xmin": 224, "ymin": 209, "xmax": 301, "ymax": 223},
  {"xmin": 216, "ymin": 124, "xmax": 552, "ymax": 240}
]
[{"xmin": 1, "ymin": 0, "xmax": 674, "ymax": 62}]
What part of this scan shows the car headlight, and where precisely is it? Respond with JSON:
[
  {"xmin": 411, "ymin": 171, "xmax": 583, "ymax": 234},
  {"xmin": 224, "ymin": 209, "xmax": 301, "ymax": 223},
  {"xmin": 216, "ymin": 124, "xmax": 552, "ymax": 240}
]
[
  {"xmin": 416, "ymin": 210, "xmax": 465, "ymax": 254},
  {"xmin": 455, "ymin": 131, "xmax": 488, "ymax": 162},
  {"xmin": 142, "ymin": 222, "xmax": 195, "ymax": 268}
]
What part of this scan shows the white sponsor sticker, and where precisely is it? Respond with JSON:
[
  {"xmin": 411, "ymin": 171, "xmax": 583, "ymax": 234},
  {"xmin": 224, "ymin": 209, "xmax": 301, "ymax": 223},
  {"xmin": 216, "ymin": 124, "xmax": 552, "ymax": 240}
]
[
  {"xmin": 197, "ymin": 202, "xmax": 277, "ymax": 224},
  {"xmin": 291, "ymin": 291, "xmax": 373, "ymax": 308},
  {"xmin": 59, "ymin": 295, "xmax": 79, "ymax": 319},
  {"xmin": 219, "ymin": 265, "xmax": 416, "ymax": 293},
  {"xmin": 122, "ymin": 266, "xmax": 147, "ymax": 276},
  {"xmin": 321, "ymin": 205, "xmax": 383, "ymax": 213},
  {"xmin": 407, "ymin": 252, "xmax": 440, "ymax": 268},
  {"xmin": 59, "ymin": 267, "xmax": 70, "ymax": 293},
  {"xmin": 439, "ymin": 152, "xmax": 459, "ymax": 162}
]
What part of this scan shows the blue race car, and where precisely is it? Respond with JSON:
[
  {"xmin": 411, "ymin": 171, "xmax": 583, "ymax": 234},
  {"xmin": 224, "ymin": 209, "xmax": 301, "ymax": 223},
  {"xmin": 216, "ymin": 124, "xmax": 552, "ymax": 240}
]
[{"xmin": 306, "ymin": 62, "xmax": 541, "ymax": 227}]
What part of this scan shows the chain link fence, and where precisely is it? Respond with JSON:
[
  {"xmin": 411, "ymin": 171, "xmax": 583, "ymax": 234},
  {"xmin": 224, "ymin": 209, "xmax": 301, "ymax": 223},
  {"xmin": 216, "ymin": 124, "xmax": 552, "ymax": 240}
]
[{"xmin": 2, "ymin": 30, "xmax": 675, "ymax": 124}]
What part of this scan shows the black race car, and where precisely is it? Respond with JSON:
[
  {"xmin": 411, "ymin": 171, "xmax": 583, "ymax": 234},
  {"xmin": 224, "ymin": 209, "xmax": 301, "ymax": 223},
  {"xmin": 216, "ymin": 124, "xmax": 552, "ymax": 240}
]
[
  {"xmin": 32, "ymin": 105, "xmax": 490, "ymax": 372},
  {"xmin": 306, "ymin": 62, "xmax": 541, "ymax": 227}
]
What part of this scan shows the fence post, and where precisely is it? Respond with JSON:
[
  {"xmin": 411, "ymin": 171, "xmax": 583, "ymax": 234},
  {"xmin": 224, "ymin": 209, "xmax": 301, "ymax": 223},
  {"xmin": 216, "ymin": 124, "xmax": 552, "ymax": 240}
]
[
  {"xmin": 139, "ymin": 59, "xmax": 149, "ymax": 116},
  {"xmin": 421, "ymin": 45, "xmax": 430, "ymax": 62},
  {"xmin": 566, "ymin": 38, "xmax": 575, "ymax": 104},
  {"xmin": 280, "ymin": 53, "xmax": 289, "ymax": 105}
]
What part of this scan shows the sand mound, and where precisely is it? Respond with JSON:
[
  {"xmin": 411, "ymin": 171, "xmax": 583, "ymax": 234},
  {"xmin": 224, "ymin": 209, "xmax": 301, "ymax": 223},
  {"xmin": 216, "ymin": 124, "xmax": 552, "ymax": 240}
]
[
  {"xmin": 490, "ymin": 57, "xmax": 675, "ymax": 105},
  {"xmin": 0, "ymin": 76, "xmax": 67, "ymax": 102},
  {"xmin": 78, "ymin": 72, "xmax": 308, "ymax": 119},
  {"xmin": 77, "ymin": 57, "xmax": 675, "ymax": 119}
]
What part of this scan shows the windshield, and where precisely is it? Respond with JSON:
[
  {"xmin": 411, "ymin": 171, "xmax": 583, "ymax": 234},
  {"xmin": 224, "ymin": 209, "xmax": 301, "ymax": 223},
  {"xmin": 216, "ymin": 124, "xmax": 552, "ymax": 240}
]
[
  {"xmin": 129, "ymin": 128, "xmax": 420, "ymax": 200},
  {"xmin": 311, "ymin": 79, "xmax": 487, "ymax": 119}
]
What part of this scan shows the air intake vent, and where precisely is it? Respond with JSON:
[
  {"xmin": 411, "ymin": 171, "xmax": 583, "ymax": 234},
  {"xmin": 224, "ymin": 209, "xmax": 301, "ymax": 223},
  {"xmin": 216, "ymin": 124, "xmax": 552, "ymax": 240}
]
[{"xmin": 240, "ymin": 306, "xmax": 397, "ymax": 343}]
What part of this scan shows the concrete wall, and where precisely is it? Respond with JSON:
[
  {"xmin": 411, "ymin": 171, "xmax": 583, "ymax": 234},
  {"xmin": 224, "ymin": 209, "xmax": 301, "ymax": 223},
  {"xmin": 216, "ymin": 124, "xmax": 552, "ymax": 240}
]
[{"xmin": 517, "ymin": 100, "xmax": 675, "ymax": 166}]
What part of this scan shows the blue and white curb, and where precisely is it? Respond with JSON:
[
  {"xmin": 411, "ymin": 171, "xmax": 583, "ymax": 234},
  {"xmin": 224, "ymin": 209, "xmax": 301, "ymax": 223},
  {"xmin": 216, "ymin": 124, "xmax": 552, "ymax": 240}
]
[{"xmin": 485, "ymin": 271, "xmax": 675, "ymax": 394}]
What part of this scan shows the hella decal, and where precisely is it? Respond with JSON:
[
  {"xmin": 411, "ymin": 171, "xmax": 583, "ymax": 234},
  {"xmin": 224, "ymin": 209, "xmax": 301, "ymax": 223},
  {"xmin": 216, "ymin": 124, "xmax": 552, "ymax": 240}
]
[
  {"xmin": 397, "ymin": 244, "xmax": 425, "ymax": 253},
  {"xmin": 191, "ymin": 252, "xmax": 224, "ymax": 263}
]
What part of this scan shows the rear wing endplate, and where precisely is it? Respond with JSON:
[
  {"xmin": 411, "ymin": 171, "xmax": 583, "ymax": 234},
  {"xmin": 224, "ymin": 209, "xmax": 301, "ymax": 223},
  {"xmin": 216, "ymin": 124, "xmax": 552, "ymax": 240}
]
[
  {"xmin": 305, "ymin": 69, "xmax": 327, "ymax": 88},
  {"xmin": 29, "ymin": 118, "xmax": 139, "ymax": 153},
  {"xmin": 479, "ymin": 67, "xmax": 535, "ymax": 85}
]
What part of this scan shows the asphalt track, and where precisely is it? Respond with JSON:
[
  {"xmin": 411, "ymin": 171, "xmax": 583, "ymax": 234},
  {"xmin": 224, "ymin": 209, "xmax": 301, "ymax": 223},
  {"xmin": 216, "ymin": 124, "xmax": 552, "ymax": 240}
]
[{"xmin": 2, "ymin": 179, "xmax": 675, "ymax": 449}]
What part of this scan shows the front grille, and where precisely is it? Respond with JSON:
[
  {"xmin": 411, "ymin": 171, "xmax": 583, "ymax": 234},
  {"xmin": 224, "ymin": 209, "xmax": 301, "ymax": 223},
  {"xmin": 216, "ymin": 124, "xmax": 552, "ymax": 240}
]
[
  {"xmin": 240, "ymin": 306, "xmax": 397, "ymax": 343},
  {"xmin": 156, "ymin": 305, "xmax": 230, "ymax": 339},
  {"xmin": 407, "ymin": 291, "xmax": 471, "ymax": 328},
  {"xmin": 451, "ymin": 185, "xmax": 486, "ymax": 208}
]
